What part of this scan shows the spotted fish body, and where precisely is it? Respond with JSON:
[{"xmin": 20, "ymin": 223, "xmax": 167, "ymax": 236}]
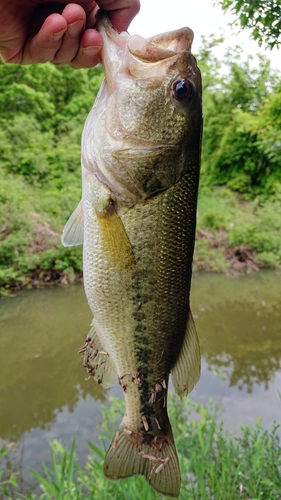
[{"xmin": 62, "ymin": 13, "xmax": 202, "ymax": 498}]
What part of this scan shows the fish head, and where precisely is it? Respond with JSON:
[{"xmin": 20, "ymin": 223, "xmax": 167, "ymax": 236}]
[{"xmin": 83, "ymin": 13, "xmax": 202, "ymax": 202}]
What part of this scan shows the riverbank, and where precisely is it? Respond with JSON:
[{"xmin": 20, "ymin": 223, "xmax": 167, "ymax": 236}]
[
  {"xmin": 1, "ymin": 55, "xmax": 281, "ymax": 296},
  {"xmin": 194, "ymin": 187, "xmax": 281, "ymax": 274},
  {"xmin": 1, "ymin": 186, "xmax": 281, "ymax": 295},
  {"xmin": 1, "ymin": 395, "xmax": 281, "ymax": 499},
  {"xmin": 1, "ymin": 271, "xmax": 281, "ymax": 497}
]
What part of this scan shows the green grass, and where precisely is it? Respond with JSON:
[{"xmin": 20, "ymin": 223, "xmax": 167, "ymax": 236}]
[
  {"xmin": 2, "ymin": 177, "xmax": 281, "ymax": 294},
  {"xmin": 194, "ymin": 187, "xmax": 281, "ymax": 272},
  {"xmin": 1, "ymin": 395, "xmax": 281, "ymax": 499},
  {"xmin": 0, "ymin": 167, "xmax": 83, "ymax": 295}
]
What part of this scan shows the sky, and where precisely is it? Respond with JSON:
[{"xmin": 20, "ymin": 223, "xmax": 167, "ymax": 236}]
[{"xmin": 129, "ymin": 0, "xmax": 281, "ymax": 71}]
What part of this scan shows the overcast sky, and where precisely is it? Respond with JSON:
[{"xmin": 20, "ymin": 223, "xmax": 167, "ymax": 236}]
[{"xmin": 129, "ymin": 0, "xmax": 281, "ymax": 71}]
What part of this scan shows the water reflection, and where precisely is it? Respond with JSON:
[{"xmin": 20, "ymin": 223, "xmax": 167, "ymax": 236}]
[
  {"xmin": 191, "ymin": 271, "xmax": 281, "ymax": 393},
  {"xmin": 0, "ymin": 285, "xmax": 105, "ymax": 440},
  {"xmin": 0, "ymin": 271, "xmax": 281, "ymax": 484}
]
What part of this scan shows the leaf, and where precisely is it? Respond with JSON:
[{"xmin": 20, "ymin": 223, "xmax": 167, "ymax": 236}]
[{"xmin": 87, "ymin": 442, "xmax": 105, "ymax": 459}]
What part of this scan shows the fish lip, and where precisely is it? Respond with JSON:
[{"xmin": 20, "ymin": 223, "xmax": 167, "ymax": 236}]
[
  {"xmin": 128, "ymin": 27, "xmax": 194, "ymax": 62},
  {"xmin": 96, "ymin": 10, "xmax": 129, "ymax": 45},
  {"xmin": 96, "ymin": 11, "xmax": 130, "ymax": 92},
  {"xmin": 97, "ymin": 11, "xmax": 194, "ymax": 77}
]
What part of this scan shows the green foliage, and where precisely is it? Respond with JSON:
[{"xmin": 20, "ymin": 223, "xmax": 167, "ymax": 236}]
[
  {"xmin": 0, "ymin": 446, "xmax": 18, "ymax": 497},
  {"xmin": 227, "ymin": 198, "xmax": 281, "ymax": 265},
  {"xmin": 0, "ymin": 61, "xmax": 103, "ymax": 128},
  {"xmin": 0, "ymin": 161, "xmax": 83, "ymax": 293},
  {"xmin": 1, "ymin": 115, "xmax": 54, "ymax": 183},
  {"xmin": 2, "ymin": 396, "xmax": 281, "ymax": 499},
  {"xmin": 206, "ymin": 108, "xmax": 273, "ymax": 195},
  {"xmin": 195, "ymin": 189, "xmax": 281, "ymax": 271},
  {"xmin": 219, "ymin": 0, "xmax": 281, "ymax": 49},
  {"xmin": 1, "ymin": 40, "xmax": 281, "ymax": 290},
  {"xmin": 198, "ymin": 38, "xmax": 281, "ymax": 198},
  {"xmin": 29, "ymin": 440, "xmax": 79, "ymax": 499},
  {"xmin": 0, "ymin": 61, "xmax": 103, "ymax": 293},
  {"xmin": 0, "ymin": 59, "xmax": 103, "ymax": 187}
]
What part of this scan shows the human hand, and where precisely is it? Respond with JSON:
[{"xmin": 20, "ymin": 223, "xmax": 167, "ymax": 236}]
[{"xmin": 0, "ymin": 0, "xmax": 140, "ymax": 67}]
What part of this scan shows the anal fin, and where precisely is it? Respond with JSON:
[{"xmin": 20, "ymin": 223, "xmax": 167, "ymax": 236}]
[
  {"xmin": 79, "ymin": 319, "xmax": 117, "ymax": 388},
  {"xmin": 171, "ymin": 308, "xmax": 201, "ymax": 397}
]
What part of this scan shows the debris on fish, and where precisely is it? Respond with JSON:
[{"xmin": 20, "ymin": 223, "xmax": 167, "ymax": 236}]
[{"xmin": 62, "ymin": 11, "xmax": 202, "ymax": 498}]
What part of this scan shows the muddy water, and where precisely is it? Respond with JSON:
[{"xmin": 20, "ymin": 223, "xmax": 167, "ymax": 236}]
[{"xmin": 1, "ymin": 271, "xmax": 281, "ymax": 489}]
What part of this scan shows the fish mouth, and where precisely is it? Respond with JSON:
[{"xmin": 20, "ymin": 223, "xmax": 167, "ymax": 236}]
[
  {"xmin": 97, "ymin": 11, "xmax": 194, "ymax": 89},
  {"xmin": 128, "ymin": 28, "xmax": 194, "ymax": 62}
]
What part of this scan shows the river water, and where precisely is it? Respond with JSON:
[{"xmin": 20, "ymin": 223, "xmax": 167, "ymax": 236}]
[{"xmin": 1, "ymin": 271, "xmax": 281, "ymax": 491}]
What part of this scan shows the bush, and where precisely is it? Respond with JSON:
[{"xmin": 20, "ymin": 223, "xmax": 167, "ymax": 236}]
[{"xmin": 2, "ymin": 395, "xmax": 281, "ymax": 499}]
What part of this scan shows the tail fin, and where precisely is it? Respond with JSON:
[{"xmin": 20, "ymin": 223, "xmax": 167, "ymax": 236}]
[{"xmin": 103, "ymin": 422, "xmax": 181, "ymax": 498}]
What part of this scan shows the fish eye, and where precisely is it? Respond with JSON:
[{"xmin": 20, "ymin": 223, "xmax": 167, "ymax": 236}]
[{"xmin": 171, "ymin": 78, "xmax": 193, "ymax": 102}]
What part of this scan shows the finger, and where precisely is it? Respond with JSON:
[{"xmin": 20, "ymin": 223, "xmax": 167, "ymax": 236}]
[
  {"xmin": 20, "ymin": 13, "xmax": 67, "ymax": 64},
  {"xmin": 97, "ymin": 0, "xmax": 140, "ymax": 31},
  {"xmin": 52, "ymin": 3, "xmax": 86, "ymax": 65},
  {"xmin": 39, "ymin": 0, "xmax": 94, "ymax": 4},
  {"xmin": 70, "ymin": 28, "xmax": 103, "ymax": 69}
]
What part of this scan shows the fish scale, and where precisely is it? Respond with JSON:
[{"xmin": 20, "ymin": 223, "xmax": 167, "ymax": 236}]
[{"xmin": 62, "ymin": 12, "xmax": 202, "ymax": 498}]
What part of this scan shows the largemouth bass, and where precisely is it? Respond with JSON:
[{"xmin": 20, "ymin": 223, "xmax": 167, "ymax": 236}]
[{"xmin": 62, "ymin": 12, "xmax": 202, "ymax": 498}]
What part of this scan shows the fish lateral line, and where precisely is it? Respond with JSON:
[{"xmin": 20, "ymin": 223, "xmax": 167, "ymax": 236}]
[
  {"xmin": 150, "ymin": 349, "xmax": 165, "ymax": 368},
  {"xmin": 149, "ymin": 380, "xmax": 167, "ymax": 407}
]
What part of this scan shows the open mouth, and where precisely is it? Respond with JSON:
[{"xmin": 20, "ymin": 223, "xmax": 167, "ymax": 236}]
[
  {"xmin": 128, "ymin": 27, "xmax": 194, "ymax": 63},
  {"xmin": 97, "ymin": 12, "xmax": 194, "ymax": 81}
]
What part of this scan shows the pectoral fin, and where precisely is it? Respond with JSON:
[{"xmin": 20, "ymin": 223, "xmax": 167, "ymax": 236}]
[
  {"xmin": 93, "ymin": 178, "xmax": 136, "ymax": 272},
  {"xmin": 61, "ymin": 201, "xmax": 84, "ymax": 247},
  {"xmin": 171, "ymin": 309, "xmax": 201, "ymax": 397},
  {"xmin": 96, "ymin": 208, "xmax": 136, "ymax": 272},
  {"xmin": 80, "ymin": 318, "xmax": 118, "ymax": 388}
]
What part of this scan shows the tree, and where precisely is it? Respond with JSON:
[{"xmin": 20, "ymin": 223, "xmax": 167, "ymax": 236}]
[
  {"xmin": 0, "ymin": 61, "xmax": 103, "ymax": 292},
  {"xmin": 197, "ymin": 36, "xmax": 281, "ymax": 197},
  {"xmin": 219, "ymin": 0, "xmax": 281, "ymax": 48}
]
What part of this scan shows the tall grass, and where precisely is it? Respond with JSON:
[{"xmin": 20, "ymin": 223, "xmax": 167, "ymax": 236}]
[{"xmin": 1, "ymin": 395, "xmax": 281, "ymax": 499}]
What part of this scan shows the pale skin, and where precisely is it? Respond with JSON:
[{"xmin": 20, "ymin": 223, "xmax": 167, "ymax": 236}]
[{"xmin": 0, "ymin": 0, "xmax": 140, "ymax": 67}]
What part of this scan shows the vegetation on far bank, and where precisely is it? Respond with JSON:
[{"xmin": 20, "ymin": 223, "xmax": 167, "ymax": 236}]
[
  {"xmin": 1, "ymin": 36, "xmax": 281, "ymax": 294},
  {"xmin": 195, "ymin": 188, "xmax": 281, "ymax": 274},
  {"xmin": 1, "ymin": 395, "xmax": 281, "ymax": 499}
]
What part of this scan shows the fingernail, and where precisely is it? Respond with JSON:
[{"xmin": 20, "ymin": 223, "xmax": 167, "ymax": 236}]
[
  {"xmin": 53, "ymin": 28, "xmax": 67, "ymax": 41},
  {"xmin": 67, "ymin": 20, "xmax": 85, "ymax": 37},
  {"xmin": 82, "ymin": 46, "xmax": 102, "ymax": 57}
]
